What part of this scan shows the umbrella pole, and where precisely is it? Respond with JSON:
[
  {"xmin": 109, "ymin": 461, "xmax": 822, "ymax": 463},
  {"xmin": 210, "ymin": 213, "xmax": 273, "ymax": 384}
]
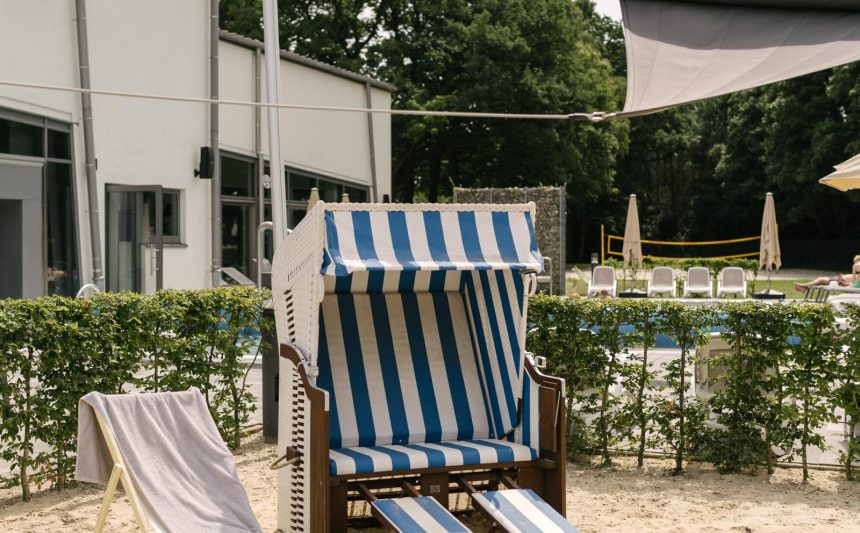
[{"xmin": 766, "ymin": 268, "xmax": 772, "ymax": 293}]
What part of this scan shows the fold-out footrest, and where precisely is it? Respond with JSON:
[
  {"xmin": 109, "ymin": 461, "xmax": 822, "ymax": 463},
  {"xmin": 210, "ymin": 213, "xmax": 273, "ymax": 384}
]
[
  {"xmin": 372, "ymin": 496, "xmax": 471, "ymax": 532},
  {"xmin": 471, "ymin": 489, "xmax": 579, "ymax": 533}
]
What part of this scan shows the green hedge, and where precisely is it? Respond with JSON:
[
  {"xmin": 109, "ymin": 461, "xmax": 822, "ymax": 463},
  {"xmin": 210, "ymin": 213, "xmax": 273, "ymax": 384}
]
[
  {"xmin": 0, "ymin": 287, "xmax": 270, "ymax": 500},
  {"xmin": 527, "ymin": 296, "xmax": 860, "ymax": 481}
]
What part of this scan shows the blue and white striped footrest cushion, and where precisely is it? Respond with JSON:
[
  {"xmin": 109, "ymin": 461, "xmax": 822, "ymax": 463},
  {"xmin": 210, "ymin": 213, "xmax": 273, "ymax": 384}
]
[
  {"xmin": 372, "ymin": 496, "xmax": 469, "ymax": 533},
  {"xmin": 472, "ymin": 489, "xmax": 579, "ymax": 533},
  {"xmin": 330, "ymin": 439, "xmax": 536, "ymax": 476}
]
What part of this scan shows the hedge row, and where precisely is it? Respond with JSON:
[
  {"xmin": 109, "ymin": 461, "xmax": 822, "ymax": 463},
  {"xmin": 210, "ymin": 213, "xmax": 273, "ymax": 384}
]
[
  {"xmin": 527, "ymin": 297, "xmax": 860, "ymax": 481},
  {"xmin": 0, "ymin": 287, "xmax": 270, "ymax": 501}
]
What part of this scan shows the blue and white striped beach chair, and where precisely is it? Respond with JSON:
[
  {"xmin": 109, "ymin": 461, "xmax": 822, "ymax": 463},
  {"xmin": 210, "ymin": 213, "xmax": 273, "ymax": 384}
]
[{"xmin": 272, "ymin": 202, "xmax": 572, "ymax": 532}]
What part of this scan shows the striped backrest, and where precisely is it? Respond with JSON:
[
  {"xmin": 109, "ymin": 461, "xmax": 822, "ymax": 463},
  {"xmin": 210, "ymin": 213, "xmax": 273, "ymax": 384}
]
[{"xmin": 316, "ymin": 291, "xmax": 493, "ymax": 448}]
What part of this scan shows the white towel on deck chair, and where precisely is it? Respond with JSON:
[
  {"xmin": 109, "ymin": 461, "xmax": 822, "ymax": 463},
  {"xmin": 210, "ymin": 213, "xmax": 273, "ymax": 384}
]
[{"xmin": 75, "ymin": 388, "xmax": 262, "ymax": 533}]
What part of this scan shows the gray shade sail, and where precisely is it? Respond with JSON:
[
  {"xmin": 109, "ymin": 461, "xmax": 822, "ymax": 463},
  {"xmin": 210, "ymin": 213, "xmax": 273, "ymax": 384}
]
[{"xmin": 619, "ymin": 0, "xmax": 860, "ymax": 117}]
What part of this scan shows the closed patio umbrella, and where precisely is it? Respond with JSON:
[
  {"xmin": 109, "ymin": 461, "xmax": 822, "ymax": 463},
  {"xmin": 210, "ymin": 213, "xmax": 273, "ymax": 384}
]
[
  {"xmin": 759, "ymin": 192, "xmax": 781, "ymax": 293},
  {"xmin": 820, "ymin": 156, "xmax": 860, "ymax": 191},
  {"xmin": 622, "ymin": 194, "xmax": 643, "ymax": 271}
]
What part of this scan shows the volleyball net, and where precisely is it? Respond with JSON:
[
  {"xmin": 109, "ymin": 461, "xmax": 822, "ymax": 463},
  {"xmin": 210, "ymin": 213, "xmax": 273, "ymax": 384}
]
[{"xmin": 600, "ymin": 224, "xmax": 760, "ymax": 264}]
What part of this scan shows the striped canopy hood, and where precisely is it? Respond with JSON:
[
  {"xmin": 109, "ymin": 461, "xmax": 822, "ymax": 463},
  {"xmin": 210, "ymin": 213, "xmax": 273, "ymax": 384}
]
[{"xmin": 321, "ymin": 204, "xmax": 543, "ymax": 277}]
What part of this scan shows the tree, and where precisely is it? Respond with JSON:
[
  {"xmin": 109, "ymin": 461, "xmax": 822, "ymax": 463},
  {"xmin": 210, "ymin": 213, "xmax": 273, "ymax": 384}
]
[{"xmin": 220, "ymin": 0, "xmax": 627, "ymax": 209}]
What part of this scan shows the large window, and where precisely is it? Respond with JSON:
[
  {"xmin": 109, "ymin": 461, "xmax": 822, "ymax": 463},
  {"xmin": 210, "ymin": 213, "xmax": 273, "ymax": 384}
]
[
  {"xmin": 0, "ymin": 110, "xmax": 80, "ymax": 296},
  {"xmin": 219, "ymin": 153, "xmax": 370, "ymax": 276},
  {"xmin": 284, "ymin": 168, "xmax": 370, "ymax": 226}
]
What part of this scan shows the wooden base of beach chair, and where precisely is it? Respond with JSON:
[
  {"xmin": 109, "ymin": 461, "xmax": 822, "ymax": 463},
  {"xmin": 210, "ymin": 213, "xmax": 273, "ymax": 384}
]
[
  {"xmin": 92, "ymin": 413, "xmax": 151, "ymax": 533},
  {"xmin": 359, "ymin": 481, "xmax": 470, "ymax": 532}
]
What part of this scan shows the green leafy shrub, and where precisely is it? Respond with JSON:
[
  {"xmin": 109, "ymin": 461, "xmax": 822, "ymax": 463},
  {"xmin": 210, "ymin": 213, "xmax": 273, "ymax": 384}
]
[
  {"xmin": 527, "ymin": 297, "xmax": 860, "ymax": 480},
  {"xmin": 0, "ymin": 287, "xmax": 269, "ymax": 500},
  {"xmin": 836, "ymin": 304, "xmax": 860, "ymax": 480}
]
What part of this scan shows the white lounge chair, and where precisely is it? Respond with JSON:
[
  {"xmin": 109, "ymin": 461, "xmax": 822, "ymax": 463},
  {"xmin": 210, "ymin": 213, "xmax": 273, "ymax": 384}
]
[
  {"xmin": 588, "ymin": 265, "xmax": 617, "ymax": 297},
  {"xmin": 683, "ymin": 267, "xmax": 713, "ymax": 298},
  {"xmin": 717, "ymin": 267, "xmax": 747, "ymax": 298},
  {"xmin": 76, "ymin": 389, "xmax": 262, "ymax": 533},
  {"xmin": 647, "ymin": 266, "xmax": 676, "ymax": 298}
]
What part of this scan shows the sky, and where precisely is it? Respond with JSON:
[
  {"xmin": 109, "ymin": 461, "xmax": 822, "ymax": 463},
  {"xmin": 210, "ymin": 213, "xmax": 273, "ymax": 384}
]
[{"xmin": 594, "ymin": 0, "xmax": 622, "ymax": 20}]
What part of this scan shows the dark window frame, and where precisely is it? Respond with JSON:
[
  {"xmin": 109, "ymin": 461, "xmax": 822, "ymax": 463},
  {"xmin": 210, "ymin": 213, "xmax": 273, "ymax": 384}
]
[
  {"xmin": 0, "ymin": 107, "xmax": 80, "ymax": 297},
  {"xmin": 162, "ymin": 189, "xmax": 183, "ymax": 244}
]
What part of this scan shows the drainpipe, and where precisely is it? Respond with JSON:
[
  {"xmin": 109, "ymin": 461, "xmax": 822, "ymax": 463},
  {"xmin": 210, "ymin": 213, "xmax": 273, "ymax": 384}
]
[
  {"xmin": 364, "ymin": 82, "xmax": 379, "ymax": 202},
  {"xmin": 74, "ymin": 0, "xmax": 104, "ymax": 290},
  {"xmin": 210, "ymin": 0, "xmax": 221, "ymax": 287}
]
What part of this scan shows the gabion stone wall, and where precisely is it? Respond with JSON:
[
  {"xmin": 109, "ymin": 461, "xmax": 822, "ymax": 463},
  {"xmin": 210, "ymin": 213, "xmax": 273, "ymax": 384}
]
[{"xmin": 454, "ymin": 186, "xmax": 566, "ymax": 295}]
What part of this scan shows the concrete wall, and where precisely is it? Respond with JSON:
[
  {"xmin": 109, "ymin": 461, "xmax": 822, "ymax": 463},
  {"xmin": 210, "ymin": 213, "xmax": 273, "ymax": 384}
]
[
  {"xmin": 0, "ymin": 1, "xmax": 393, "ymax": 291},
  {"xmin": 220, "ymin": 40, "xmax": 392, "ymax": 200}
]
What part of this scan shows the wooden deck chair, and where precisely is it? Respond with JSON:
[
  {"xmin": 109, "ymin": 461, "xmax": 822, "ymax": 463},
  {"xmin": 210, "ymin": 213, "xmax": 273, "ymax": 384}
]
[
  {"xmin": 75, "ymin": 389, "xmax": 262, "ymax": 533},
  {"xmin": 91, "ymin": 410, "xmax": 150, "ymax": 533}
]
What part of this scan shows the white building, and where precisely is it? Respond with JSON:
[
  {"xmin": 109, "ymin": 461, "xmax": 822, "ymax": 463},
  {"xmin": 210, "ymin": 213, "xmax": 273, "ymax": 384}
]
[{"xmin": 0, "ymin": 0, "xmax": 393, "ymax": 298}]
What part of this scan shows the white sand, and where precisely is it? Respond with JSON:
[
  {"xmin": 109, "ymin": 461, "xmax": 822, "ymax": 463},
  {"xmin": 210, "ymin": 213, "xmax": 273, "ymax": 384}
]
[{"xmin": 2, "ymin": 434, "xmax": 859, "ymax": 532}]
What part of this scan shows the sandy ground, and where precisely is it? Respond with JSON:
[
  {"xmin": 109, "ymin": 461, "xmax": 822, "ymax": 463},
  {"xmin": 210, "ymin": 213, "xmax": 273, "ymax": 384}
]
[{"xmin": 2, "ymin": 434, "xmax": 860, "ymax": 532}]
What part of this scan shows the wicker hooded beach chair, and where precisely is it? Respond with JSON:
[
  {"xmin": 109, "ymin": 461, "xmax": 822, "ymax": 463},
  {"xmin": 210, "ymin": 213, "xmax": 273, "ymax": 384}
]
[{"xmin": 271, "ymin": 202, "xmax": 572, "ymax": 532}]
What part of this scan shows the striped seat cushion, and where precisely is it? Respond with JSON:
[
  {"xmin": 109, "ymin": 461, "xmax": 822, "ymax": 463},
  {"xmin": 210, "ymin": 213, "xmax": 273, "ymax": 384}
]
[
  {"xmin": 372, "ymin": 496, "xmax": 469, "ymax": 533},
  {"xmin": 472, "ymin": 489, "xmax": 579, "ymax": 533},
  {"xmin": 329, "ymin": 439, "xmax": 537, "ymax": 476}
]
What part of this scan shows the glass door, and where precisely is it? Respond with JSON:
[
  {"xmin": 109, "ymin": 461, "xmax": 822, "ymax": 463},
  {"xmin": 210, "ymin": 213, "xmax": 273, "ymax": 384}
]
[
  {"xmin": 221, "ymin": 200, "xmax": 256, "ymax": 279},
  {"xmin": 106, "ymin": 185, "xmax": 163, "ymax": 293}
]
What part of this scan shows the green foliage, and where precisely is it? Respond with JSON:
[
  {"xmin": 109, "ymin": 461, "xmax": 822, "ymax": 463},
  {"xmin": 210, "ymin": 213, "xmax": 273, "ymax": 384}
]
[
  {"xmin": 0, "ymin": 288, "xmax": 269, "ymax": 500},
  {"xmin": 836, "ymin": 304, "xmax": 860, "ymax": 480},
  {"xmin": 655, "ymin": 302, "xmax": 711, "ymax": 474},
  {"xmin": 781, "ymin": 304, "xmax": 839, "ymax": 482},
  {"xmin": 220, "ymin": 0, "xmax": 626, "ymax": 209},
  {"xmin": 527, "ymin": 297, "xmax": 860, "ymax": 479},
  {"xmin": 699, "ymin": 303, "xmax": 793, "ymax": 474}
]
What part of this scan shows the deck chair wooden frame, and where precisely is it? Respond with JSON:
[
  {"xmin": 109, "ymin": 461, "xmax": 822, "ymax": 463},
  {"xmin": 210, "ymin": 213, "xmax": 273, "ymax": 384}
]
[
  {"xmin": 92, "ymin": 411, "xmax": 151, "ymax": 533},
  {"xmin": 272, "ymin": 202, "xmax": 571, "ymax": 532}
]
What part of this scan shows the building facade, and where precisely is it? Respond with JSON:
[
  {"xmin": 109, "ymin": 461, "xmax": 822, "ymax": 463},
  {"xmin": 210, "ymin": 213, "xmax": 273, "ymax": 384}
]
[{"xmin": 0, "ymin": 0, "xmax": 392, "ymax": 298}]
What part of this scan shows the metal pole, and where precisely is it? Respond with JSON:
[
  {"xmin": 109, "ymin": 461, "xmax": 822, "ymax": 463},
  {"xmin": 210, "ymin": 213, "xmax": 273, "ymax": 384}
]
[
  {"xmin": 364, "ymin": 82, "xmax": 379, "ymax": 202},
  {"xmin": 262, "ymin": 0, "xmax": 287, "ymax": 244},
  {"xmin": 74, "ymin": 0, "xmax": 104, "ymax": 290},
  {"xmin": 255, "ymin": 48, "xmax": 265, "ymax": 227},
  {"xmin": 209, "ymin": 0, "xmax": 222, "ymax": 287}
]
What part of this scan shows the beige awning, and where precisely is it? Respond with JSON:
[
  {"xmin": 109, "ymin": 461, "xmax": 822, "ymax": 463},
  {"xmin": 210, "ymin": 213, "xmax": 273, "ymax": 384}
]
[
  {"xmin": 619, "ymin": 1, "xmax": 860, "ymax": 117},
  {"xmin": 759, "ymin": 193, "xmax": 781, "ymax": 271},
  {"xmin": 622, "ymin": 194, "xmax": 643, "ymax": 269},
  {"xmin": 820, "ymin": 155, "xmax": 860, "ymax": 191}
]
